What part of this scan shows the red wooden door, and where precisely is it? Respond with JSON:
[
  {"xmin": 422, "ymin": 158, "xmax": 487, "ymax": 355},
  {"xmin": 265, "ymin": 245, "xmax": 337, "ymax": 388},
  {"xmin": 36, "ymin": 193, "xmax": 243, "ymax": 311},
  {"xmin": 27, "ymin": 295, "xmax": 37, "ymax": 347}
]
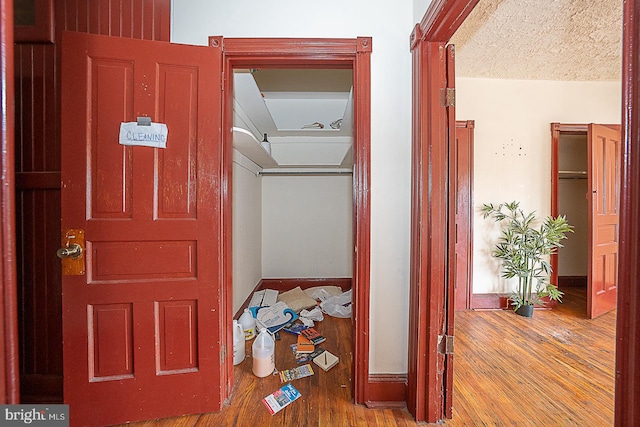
[
  {"xmin": 443, "ymin": 44, "xmax": 456, "ymax": 419},
  {"xmin": 454, "ymin": 121, "xmax": 473, "ymax": 311},
  {"xmin": 588, "ymin": 124, "xmax": 620, "ymax": 319},
  {"xmin": 408, "ymin": 33, "xmax": 456, "ymax": 423},
  {"xmin": 60, "ymin": 32, "xmax": 224, "ymax": 426}
]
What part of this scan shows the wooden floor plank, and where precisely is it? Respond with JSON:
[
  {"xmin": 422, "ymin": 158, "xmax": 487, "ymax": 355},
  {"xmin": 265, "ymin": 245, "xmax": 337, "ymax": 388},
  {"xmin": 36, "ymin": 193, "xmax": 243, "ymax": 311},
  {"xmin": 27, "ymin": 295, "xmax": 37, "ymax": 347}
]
[{"xmin": 118, "ymin": 288, "xmax": 614, "ymax": 426}]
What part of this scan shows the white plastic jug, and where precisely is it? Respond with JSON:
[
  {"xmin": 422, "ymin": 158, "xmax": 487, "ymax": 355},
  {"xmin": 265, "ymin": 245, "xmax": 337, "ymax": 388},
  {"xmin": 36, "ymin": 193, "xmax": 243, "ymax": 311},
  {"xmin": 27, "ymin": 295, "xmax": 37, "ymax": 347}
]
[
  {"xmin": 233, "ymin": 320, "xmax": 245, "ymax": 365},
  {"xmin": 238, "ymin": 308, "xmax": 255, "ymax": 340},
  {"xmin": 252, "ymin": 327, "xmax": 275, "ymax": 378}
]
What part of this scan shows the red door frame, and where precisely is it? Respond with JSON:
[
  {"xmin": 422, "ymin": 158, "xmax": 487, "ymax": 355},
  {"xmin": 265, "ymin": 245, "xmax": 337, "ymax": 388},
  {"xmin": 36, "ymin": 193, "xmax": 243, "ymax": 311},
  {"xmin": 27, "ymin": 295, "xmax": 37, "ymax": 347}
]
[
  {"xmin": 216, "ymin": 36, "xmax": 372, "ymax": 404},
  {"xmin": 617, "ymin": 1, "xmax": 640, "ymax": 423},
  {"xmin": 550, "ymin": 123, "xmax": 589, "ymax": 293},
  {"xmin": 408, "ymin": 2, "xmax": 478, "ymax": 422},
  {"xmin": 454, "ymin": 120, "xmax": 474, "ymax": 311},
  {"xmin": 411, "ymin": 0, "xmax": 640, "ymax": 425},
  {"xmin": 0, "ymin": 0, "xmax": 20, "ymax": 404},
  {"xmin": 407, "ymin": 32, "xmax": 449, "ymax": 423}
]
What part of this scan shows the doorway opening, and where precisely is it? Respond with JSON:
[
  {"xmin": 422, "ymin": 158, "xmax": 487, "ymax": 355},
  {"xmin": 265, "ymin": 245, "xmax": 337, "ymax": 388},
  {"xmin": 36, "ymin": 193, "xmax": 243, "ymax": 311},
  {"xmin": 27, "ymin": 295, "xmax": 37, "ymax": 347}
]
[
  {"xmin": 553, "ymin": 124, "xmax": 589, "ymax": 313},
  {"xmin": 551, "ymin": 123, "xmax": 621, "ymax": 319},
  {"xmin": 220, "ymin": 37, "xmax": 372, "ymax": 404},
  {"xmin": 230, "ymin": 65, "xmax": 355, "ymax": 388},
  {"xmin": 410, "ymin": 0, "xmax": 626, "ymax": 422},
  {"xmin": 231, "ymin": 67, "xmax": 354, "ymax": 311}
]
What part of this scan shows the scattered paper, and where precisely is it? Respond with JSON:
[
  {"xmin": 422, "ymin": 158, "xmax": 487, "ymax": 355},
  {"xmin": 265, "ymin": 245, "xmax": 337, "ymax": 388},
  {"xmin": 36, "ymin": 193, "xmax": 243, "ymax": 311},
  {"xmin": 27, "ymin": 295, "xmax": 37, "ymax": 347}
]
[{"xmin": 262, "ymin": 383, "xmax": 301, "ymax": 415}]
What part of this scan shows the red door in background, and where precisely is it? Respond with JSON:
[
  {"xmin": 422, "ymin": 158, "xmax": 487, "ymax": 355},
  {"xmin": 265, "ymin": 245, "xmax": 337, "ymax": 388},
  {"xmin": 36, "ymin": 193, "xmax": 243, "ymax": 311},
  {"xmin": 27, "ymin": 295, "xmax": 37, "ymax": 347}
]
[
  {"xmin": 588, "ymin": 124, "xmax": 620, "ymax": 319},
  {"xmin": 454, "ymin": 121, "xmax": 474, "ymax": 311},
  {"xmin": 61, "ymin": 32, "xmax": 224, "ymax": 426}
]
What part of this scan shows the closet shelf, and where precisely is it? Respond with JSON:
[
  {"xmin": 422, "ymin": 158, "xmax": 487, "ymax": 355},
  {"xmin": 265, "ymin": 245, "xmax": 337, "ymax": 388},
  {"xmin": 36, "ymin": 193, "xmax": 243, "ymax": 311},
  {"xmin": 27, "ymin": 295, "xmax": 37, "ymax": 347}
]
[
  {"xmin": 559, "ymin": 170, "xmax": 587, "ymax": 179},
  {"xmin": 233, "ymin": 127, "xmax": 278, "ymax": 168}
]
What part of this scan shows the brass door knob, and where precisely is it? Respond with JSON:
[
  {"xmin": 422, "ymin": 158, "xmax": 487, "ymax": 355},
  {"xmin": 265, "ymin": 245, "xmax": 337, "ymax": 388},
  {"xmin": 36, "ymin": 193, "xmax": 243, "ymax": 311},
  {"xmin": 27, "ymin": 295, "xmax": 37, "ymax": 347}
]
[{"xmin": 57, "ymin": 243, "xmax": 83, "ymax": 259}]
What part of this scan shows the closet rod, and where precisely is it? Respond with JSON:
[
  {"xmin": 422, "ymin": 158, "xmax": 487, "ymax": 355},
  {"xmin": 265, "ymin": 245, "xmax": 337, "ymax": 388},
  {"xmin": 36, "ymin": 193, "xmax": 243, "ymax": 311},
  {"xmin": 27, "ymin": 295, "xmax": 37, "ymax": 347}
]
[
  {"xmin": 558, "ymin": 170, "xmax": 588, "ymax": 179},
  {"xmin": 258, "ymin": 170, "xmax": 353, "ymax": 176}
]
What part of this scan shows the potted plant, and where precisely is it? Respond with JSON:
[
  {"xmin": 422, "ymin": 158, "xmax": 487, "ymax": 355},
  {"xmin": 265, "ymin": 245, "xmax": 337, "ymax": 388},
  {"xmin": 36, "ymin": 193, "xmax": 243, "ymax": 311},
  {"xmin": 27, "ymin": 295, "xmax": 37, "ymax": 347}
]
[{"xmin": 481, "ymin": 201, "xmax": 573, "ymax": 317}]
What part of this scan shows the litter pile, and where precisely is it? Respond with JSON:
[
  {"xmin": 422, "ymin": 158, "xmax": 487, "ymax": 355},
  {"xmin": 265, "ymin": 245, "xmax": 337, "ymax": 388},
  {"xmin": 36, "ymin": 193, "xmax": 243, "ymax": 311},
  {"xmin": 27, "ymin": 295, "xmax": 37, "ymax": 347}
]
[{"xmin": 234, "ymin": 285, "xmax": 352, "ymax": 415}]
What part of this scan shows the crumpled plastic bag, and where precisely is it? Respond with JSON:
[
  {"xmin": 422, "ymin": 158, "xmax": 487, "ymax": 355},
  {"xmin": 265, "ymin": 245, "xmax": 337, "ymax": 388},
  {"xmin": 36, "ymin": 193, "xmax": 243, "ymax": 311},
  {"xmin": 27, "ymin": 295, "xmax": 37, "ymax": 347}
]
[
  {"xmin": 298, "ymin": 307, "xmax": 324, "ymax": 327},
  {"xmin": 307, "ymin": 288, "xmax": 333, "ymax": 302},
  {"xmin": 320, "ymin": 289, "xmax": 352, "ymax": 318}
]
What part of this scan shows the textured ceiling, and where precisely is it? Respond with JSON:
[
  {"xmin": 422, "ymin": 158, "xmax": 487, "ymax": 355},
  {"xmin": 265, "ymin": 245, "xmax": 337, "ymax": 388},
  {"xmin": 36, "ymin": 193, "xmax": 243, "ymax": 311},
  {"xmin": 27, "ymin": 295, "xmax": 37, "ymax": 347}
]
[{"xmin": 449, "ymin": 0, "xmax": 623, "ymax": 81}]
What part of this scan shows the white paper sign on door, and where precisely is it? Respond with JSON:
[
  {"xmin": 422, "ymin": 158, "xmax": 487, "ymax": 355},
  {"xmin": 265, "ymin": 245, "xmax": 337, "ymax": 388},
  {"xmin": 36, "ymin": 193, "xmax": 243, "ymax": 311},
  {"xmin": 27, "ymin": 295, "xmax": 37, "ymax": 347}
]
[{"xmin": 119, "ymin": 121, "xmax": 168, "ymax": 148}]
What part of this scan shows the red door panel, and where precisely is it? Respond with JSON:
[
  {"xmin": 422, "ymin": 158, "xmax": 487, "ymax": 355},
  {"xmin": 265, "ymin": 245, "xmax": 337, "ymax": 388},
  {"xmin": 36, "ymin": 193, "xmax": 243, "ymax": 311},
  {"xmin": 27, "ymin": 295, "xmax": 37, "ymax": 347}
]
[
  {"xmin": 61, "ymin": 32, "xmax": 223, "ymax": 426},
  {"xmin": 444, "ymin": 43, "xmax": 456, "ymax": 420},
  {"xmin": 588, "ymin": 124, "xmax": 620, "ymax": 319},
  {"xmin": 454, "ymin": 121, "xmax": 473, "ymax": 311}
]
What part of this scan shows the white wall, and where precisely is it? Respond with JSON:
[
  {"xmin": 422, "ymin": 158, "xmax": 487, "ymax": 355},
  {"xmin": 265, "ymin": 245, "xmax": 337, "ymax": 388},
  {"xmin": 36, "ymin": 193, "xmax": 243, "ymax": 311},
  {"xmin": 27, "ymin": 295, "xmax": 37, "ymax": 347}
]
[
  {"xmin": 233, "ymin": 162, "xmax": 353, "ymax": 312},
  {"xmin": 456, "ymin": 77, "xmax": 621, "ymax": 294},
  {"xmin": 262, "ymin": 176, "xmax": 353, "ymax": 278},
  {"xmin": 413, "ymin": 0, "xmax": 430, "ymax": 23},
  {"xmin": 172, "ymin": 0, "xmax": 415, "ymax": 374},
  {"xmin": 232, "ymin": 153, "xmax": 263, "ymax": 314}
]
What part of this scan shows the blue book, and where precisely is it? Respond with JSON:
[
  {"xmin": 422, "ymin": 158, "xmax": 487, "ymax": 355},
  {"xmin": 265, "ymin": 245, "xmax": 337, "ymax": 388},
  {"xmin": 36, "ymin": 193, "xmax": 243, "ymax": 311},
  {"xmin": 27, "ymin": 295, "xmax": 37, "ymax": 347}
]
[
  {"xmin": 282, "ymin": 322, "xmax": 309, "ymax": 335},
  {"xmin": 262, "ymin": 383, "xmax": 302, "ymax": 415}
]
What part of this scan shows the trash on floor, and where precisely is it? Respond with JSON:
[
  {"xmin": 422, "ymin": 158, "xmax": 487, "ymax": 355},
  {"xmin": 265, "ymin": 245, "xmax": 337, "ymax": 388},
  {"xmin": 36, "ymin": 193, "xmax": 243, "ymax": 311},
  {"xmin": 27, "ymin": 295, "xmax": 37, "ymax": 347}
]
[
  {"xmin": 252, "ymin": 327, "xmax": 275, "ymax": 378},
  {"xmin": 262, "ymin": 383, "xmax": 302, "ymax": 415},
  {"xmin": 277, "ymin": 286, "xmax": 317, "ymax": 313},
  {"xmin": 313, "ymin": 350, "xmax": 339, "ymax": 372},
  {"xmin": 299, "ymin": 327, "xmax": 326, "ymax": 345},
  {"xmin": 278, "ymin": 364, "xmax": 314, "ymax": 382},
  {"xmin": 290, "ymin": 345, "xmax": 325, "ymax": 364},
  {"xmin": 233, "ymin": 320, "xmax": 245, "ymax": 365},
  {"xmin": 238, "ymin": 308, "xmax": 256, "ymax": 340},
  {"xmin": 256, "ymin": 301, "xmax": 298, "ymax": 334},
  {"xmin": 320, "ymin": 289, "xmax": 352, "ymax": 318},
  {"xmin": 248, "ymin": 289, "xmax": 279, "ymax": 316},
  {"xmin": 298, "ymin": 307, "xmax": 324, "ymax": 327}
]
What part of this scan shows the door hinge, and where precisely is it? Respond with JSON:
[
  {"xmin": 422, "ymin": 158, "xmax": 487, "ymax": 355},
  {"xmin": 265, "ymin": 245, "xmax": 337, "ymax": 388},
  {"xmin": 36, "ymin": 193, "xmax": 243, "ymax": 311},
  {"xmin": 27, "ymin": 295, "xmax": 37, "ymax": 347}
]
[
  {"xmin": 441, "ymin": 88, "xmax": 455, "ymax": 107},
  {"xmin": 220, "ymin": 344, "xmax": 226, "ymax": 364},
  {"xmin": 438, "ymin": 334, "xmax": 454, "ymax": 355}
]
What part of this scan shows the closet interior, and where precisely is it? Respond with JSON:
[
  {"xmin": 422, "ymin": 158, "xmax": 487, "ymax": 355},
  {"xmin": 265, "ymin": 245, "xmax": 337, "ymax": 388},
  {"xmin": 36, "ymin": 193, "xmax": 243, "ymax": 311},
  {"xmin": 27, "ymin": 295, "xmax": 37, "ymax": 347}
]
[
  {"xmin": 231, "ymin": 68, "xmax": 355, "ymax": 315},
  {"xmin": 557, "ymin": 132, "xmax": 589, "ymax": 290}
]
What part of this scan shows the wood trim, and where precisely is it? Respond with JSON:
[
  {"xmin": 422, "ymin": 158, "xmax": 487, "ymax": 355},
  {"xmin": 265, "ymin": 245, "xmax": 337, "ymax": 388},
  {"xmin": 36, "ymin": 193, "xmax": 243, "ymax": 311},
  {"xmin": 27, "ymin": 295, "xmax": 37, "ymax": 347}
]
[
  {"xmin": 1, "ymin": 0, "xmax": 20, "ymax": 403},
  {"xmin": 410, "ymin": 2, "xmax": 480, "ymax": 423},
  {"xmin": 550, "ymin": 123, "xmax": 561, "ymax": 288},
  {"xmin": 443, "ymin": 44, "xmax": 456, "ymax": 419},
  {"xmin": 258, "ymin": 278, "xmax": 352, "ymax": 293},
  {"xmin": 352, "ymin": 36, "xmax": 372, "ymax": 405},
  {"xmin": 616, "ymin": 0, "xmax": 640, "ymax": 425},
  {"xmin": 365, "ymin": 374, "xmax": 407, "ymax": 408},
  {"xmin": 471, "ymin": 294, "xmax": 559, "ymax": 310},
  {"xmin": 234, "ymin": 281, "xmax": 261, "ymax": 320},
  {"xmin": 408, "ymin": 39, "xmax": 449, "ymax": 423},
  {"xmin": 220, "ymin": 37, "xmax": 371, "ymax": 406},
  {"xmin": 470, "ymin": 293, "xmax": 512, "ymax": 310},
  {"xmin": 418, "ymin": 0, "xmax": 480, "ymax": 42}
]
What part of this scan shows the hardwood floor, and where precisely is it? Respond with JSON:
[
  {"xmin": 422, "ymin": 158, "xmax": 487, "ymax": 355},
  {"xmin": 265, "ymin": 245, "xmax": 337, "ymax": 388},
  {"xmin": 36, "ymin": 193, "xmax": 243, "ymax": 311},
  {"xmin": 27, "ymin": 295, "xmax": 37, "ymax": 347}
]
[
  {"xmin": 447, "ymin": 287, "xmax": 615, "ymax": 426},
  {"xmin": 120, "ymin": 287, "xmax": 615, "ymax": 426}
]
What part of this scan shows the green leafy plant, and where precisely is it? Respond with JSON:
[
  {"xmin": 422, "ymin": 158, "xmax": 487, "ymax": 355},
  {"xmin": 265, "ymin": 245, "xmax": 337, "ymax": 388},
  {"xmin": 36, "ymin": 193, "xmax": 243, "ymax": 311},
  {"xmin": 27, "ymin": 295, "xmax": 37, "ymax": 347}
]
[{"xmin": 481, "ymin": 201, "xmax": 573, "ymax": 313}]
